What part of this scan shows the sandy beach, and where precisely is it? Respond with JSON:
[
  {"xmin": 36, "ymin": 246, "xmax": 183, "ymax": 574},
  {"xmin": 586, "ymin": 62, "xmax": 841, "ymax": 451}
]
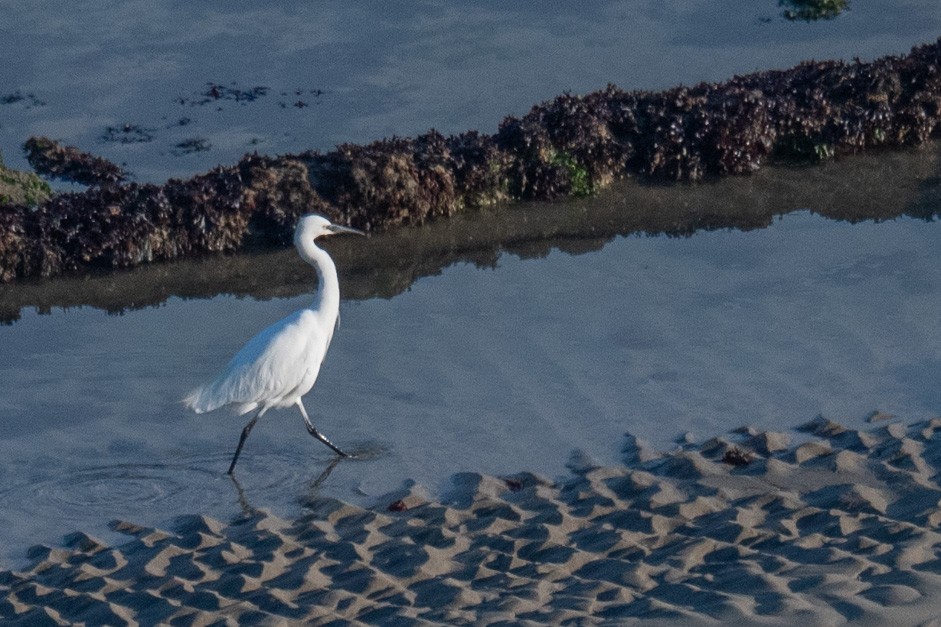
[{"xmin": 5, "ymin": 416, "xmax": 941, "ymax": 625}]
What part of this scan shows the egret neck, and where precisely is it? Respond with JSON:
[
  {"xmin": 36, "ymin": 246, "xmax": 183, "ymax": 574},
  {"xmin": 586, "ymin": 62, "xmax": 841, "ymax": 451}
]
[{"xmin": 297, "ymin": 230, "xmax": 340, "ymax": 323}]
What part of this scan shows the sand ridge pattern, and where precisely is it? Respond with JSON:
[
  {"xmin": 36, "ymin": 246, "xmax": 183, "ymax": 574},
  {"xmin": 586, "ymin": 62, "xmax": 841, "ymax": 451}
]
[{"xmin": 6, "ymin": 418, "xmax": 941, "ymax": 624}]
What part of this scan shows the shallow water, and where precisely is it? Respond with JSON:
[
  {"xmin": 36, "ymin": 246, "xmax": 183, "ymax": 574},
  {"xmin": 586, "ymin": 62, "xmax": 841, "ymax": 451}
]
[
  {"xmin": 2, "ymin": 0, "xmax": 941, "ymax": 569},
  {"xmin": 1, "ymin": 1, "xmax": 939, "ymax": 181},
  {"xmin": 1, "ymin": 145, "xmax": 941, "ymax": 566}
]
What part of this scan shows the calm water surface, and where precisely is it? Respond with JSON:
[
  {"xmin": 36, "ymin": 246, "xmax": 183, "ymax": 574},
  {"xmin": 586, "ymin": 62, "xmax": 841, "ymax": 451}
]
[
  {"xmin": 1, "ymin": 0, "xmax": 941, "ymax": 568},
  {"xmin": 2, "ymin": 185, "xmax": 941, "ymax": 565}
]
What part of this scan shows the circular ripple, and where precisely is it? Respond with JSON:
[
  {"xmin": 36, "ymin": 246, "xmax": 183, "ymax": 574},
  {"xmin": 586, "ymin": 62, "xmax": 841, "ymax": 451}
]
[
  {"xmin": 4, "ymin": 462, "xmax": 218, "ymax": 512},
  {"xmin": 0, "ymin": 444, "xmax": 390, "ymax": 560}
]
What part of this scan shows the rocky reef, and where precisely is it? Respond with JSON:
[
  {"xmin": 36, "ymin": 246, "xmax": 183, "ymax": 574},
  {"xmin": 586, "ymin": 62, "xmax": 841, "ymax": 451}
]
[{"xmin": 1, "ymin": 37, "xmax": 939, "ymax": 283}]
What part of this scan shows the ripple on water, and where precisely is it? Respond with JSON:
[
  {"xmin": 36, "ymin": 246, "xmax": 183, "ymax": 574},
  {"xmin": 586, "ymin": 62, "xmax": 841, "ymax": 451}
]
[
  {"xmin": 0, "ymin": 460, "xmax": 221, "ymax": 517},
  {"xmin": 0, "ymin": 447, "xmax": 383, "ymax": 561}
]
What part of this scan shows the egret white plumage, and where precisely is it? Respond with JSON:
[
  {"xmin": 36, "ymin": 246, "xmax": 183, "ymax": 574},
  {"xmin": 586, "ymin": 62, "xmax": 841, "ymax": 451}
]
[{"xmin": 184, "ymin": 214, "xmax": 364, "ymax": 474}]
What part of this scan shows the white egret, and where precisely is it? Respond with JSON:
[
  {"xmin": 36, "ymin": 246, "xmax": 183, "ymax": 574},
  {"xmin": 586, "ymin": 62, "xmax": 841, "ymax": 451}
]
[{"xmin": 184, "ymin": 214, "xmax": 364, "ymax": 474}]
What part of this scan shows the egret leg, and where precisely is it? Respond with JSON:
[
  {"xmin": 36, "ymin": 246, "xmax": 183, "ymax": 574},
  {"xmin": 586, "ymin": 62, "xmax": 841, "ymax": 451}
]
[
  {"xmin": 228, "ymin": 408, "xmax": 266, "ymax": 475},
  {"xmin": 297, "ymin": 400, "xmax": 350, "ymax": 457}
]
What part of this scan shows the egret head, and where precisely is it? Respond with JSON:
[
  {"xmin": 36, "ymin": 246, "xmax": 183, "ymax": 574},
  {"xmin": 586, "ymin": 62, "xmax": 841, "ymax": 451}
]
[{"xmin": 295, "ymin": 214, "xmax": 365, "ymax": 244}]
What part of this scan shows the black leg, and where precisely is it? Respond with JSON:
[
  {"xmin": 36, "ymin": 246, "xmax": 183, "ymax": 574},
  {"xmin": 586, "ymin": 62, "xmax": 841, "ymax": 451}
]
[
  {"xmin": 297, "ymin": 401, "xmax": 350, "ymax": 457},
  {"xmin": 305, "ymin": 421, "xmax": 350, "ymax": 457},
  {"xmin": 228, "ymin": 410, "xmax": 262, "ymax": 475}
]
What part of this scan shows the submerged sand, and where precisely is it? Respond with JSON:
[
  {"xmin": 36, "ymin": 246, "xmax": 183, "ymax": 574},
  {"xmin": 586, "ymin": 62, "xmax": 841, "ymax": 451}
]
[{"xmin": 5, "ymin": 417, "xmax": 941, "ymax": 625}]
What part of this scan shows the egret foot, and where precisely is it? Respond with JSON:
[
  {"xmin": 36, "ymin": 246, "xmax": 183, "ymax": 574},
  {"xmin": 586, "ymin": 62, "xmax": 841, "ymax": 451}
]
[{"xmin": 297, "ymin": 400, "xmax": 349, "ymax": 457}]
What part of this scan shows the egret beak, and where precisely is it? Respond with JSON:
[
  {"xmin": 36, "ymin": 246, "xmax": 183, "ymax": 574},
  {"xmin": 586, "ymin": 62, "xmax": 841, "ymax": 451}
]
[{"xmin": 327, "ymin": 224, "xmax": 366, "ymax": 236}]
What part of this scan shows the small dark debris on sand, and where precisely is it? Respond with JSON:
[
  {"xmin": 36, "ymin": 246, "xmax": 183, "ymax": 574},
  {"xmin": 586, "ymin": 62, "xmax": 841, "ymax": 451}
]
[{"xmin": 722, "ymin": 447, "xmax": 755, "ymax": 467}]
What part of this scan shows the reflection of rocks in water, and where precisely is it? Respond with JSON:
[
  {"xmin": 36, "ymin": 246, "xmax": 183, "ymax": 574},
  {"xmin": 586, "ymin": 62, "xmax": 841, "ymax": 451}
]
[
  {"xmin": 1, "ymin": 140, "xmax": 939, "ymax": 324},
  {"xmin": 2, "ymin": 38, "xmax": 941, "ymax": 283},
  {"xmin": 780, "ymin": 0, "xmax": 849, "ymax": 22},
  {"xmin": 553, "ymin": 237, "xmax": 610, "ymax": 257},
  {"xmin": 503, "ymin": 237, "xmax": 610, "ymax": 260}
]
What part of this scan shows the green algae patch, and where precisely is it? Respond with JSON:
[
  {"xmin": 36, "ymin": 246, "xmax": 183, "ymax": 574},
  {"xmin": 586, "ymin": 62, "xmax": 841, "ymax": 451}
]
[
  {"xmin": 550, "ymin": 152, "xmax": 593, "ymax": 197},
  {"xmin": 0, "ymin": 160, "xmax": 51, "ymax": 207},
  {"xmin": 781, "ymin": 0, "xmax": 849, "ymax": 22}
]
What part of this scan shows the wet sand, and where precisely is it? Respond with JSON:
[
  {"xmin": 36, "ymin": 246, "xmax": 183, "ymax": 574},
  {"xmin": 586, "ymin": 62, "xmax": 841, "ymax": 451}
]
[{"xmin": 6, "ymin": 417, "xmax": 941, "ymax": 624}]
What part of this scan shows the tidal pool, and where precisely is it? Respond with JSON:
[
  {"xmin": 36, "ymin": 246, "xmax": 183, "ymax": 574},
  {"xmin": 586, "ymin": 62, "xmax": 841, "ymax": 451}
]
[{"xmin": 1, "ymin": 146, "xmax": 940, "ymax": 566}]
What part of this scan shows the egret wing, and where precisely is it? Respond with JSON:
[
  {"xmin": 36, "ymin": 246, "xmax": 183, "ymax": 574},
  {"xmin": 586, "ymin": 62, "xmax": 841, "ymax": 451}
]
[{"xmin": 185, "ymin": 310, "xmax": 320, "ymax": 413}]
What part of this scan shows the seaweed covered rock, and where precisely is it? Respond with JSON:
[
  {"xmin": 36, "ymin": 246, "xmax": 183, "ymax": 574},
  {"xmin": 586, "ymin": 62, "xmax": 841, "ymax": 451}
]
[
  {"xmin": 736, "ymin": 44, "xmax": 941, "ymax": 160},
  {"xmin": 162, "ymin": 165, "xmax": 251, "ymax": 254},
  {"xmin": 625, "ymin": 86, "xmax": 775, "ymax": 179},
  {"xmin": 497, "ymin": 115, "xmax": 584, "ymax": 199},
  {"xmin": 302, "ymin": 131, "xmax": 459, "ymax": 231},
  {"xmin": 446, "ymin": 131, "xmax": 511, "ymax": 208},
  {"xmin": 23, "ymin": 136, "xmax": 125, "ymax": 186},
  {"xmin": 1, "ymin": 37, "xmax": 941, "ymax": 282},
  {"xmin": 0, "ymin": 203, "xmax": 29, "ymax": 282},
  {"xmin": 498, "ymin": 90, "xmax": 627, "ymax": 196},
  {"xmin": 239, "ymin": 154, "xmax": 331, "ymax": 245},
  {"xmin": 3, "ymin": 166, "xmax": 252, "ymax": 278}
]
